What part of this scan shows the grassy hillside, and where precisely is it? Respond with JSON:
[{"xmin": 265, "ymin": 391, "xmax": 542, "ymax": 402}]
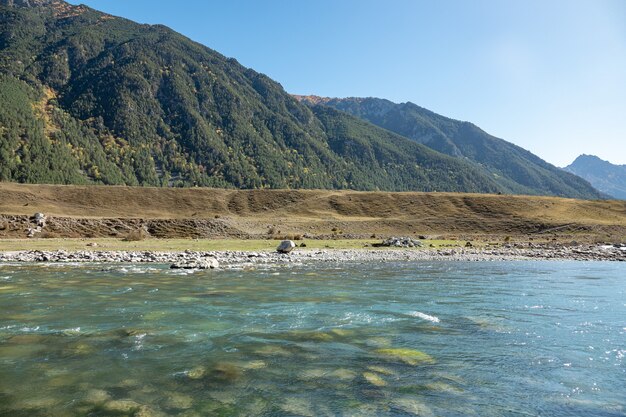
[
  {"xmin": 0, "ymin": 0, "xmax": 501, "ymax": 193},
  {"xmin": 298, "ymin": 96, "xmax": 603, "ymax": 199},
  {"xmin": 1, "ymin": 184, "xmax": 624, "ymax": 241}
]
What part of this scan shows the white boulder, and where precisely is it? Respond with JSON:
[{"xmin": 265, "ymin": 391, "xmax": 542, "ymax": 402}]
[{"xmin": 276, "ymin": 240, "xmax": 296, "ymax": 254}]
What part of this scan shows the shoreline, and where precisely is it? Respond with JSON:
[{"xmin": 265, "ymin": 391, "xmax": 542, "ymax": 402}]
[{"xmin": 1, "ymin": 244, "xmax": 625, "ymax": 268}]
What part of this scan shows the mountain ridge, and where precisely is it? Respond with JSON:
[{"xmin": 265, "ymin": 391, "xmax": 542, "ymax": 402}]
[
  {"xmin": 565, "ymin": 155, "xmax": 626, "ymax": 200},
  {"xmin": 295, "ymin": 95, "xmax": 602, "ymax": 199}
]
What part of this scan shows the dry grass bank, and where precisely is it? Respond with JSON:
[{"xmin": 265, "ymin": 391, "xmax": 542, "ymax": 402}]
[{"xmin": 1, "ymin": 183, "xmax": 625, "ymax": 241}]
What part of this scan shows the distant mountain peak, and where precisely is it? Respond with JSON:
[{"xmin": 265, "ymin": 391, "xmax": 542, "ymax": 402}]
[
  {"xmin": 572, "ymin": 154, "xmax": 614, "ymax": 164},
  {"xmin": 565, "ymin": 155, "xmax": 626, "ymax": 200}
]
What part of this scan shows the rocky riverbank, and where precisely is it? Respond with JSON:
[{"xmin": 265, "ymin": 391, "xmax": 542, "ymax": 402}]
[{"xmin": 0, "ymin": 243, "xmax": 624, "ymax": 268}]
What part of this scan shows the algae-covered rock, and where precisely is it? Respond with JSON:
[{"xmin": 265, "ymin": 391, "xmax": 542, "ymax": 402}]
[
  {"xmin": 186, "ymin": 366, "xmax": 206, "ymax": 380},
  {"xmin": 102, "ymin": 399, "xmax": 142, "ymax": 413},
  {"xmin": 329, "ymin": 368, "xmax": 356, "ymax": 381},
  {"xmin": 329, "ymin": 328, "xmax": 354, "ymax": 337},
  {"xmin": 363, "ymin": 372, "xmax": 387, "ymax": 387},
  {"xmin": 375, "ymin": 348, "xmax": 435, "ymax": 365},
  {"xmin": 254, "ymin": 345, "xmax": 291, "ymax": 356},
  {"xmin": 240, "ymin": 360, "xmax": 266, "ymax": 370},
  {"xmin": 288, "ymin": 330, "xmax": 333, "ymax": 342},
  {"xmin": 135, "ymin": 405, "xmax": 168, "ymax": 417},
  {"xmin": 63, "ymin": 341, "xmax": 94, "ymax": 357}
]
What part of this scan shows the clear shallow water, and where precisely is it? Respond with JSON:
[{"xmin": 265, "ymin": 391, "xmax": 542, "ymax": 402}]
[{"xmin": 0, "ymin": 261, "xmax": 624, "ymax": 417}]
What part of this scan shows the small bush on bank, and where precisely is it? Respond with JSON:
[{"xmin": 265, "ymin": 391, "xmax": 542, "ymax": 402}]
[{"xmin": 122, "ymin": 229, "xmax": 147, "ymax": 242}]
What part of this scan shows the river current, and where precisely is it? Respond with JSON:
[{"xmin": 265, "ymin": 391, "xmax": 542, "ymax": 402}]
[{"xmin": 0, "ymin": 261, "xmax": 624, "ymax": 416}]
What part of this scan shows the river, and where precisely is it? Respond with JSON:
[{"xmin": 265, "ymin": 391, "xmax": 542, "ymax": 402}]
[{"xmin": 0, "ymin": 261, "xmax": 624, "ymax": 416}]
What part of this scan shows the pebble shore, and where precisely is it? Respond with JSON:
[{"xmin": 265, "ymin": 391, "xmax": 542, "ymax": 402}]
[{"xmin": 1, "ymin": 243, "xmax": 624, "ymax": 268}]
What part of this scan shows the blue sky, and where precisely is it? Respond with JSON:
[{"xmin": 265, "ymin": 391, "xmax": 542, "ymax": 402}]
[{"xmin": 67, "ymin": 0, "xmax": 626, "ymax": 166}]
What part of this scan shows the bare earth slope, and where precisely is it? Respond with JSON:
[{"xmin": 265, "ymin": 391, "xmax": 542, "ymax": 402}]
[{"xmin": 1, "ymin": 183, "xmax": 625, "ymax": 241}]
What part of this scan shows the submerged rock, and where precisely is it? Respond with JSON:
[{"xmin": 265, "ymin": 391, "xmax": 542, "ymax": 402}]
[
  {"xmin": 135, "ymin": 405, "xmax": 168, "ymax": 417},
  {"xmin": 363, "ymin": 372, "xmax": 387, "ymax": 387},
  {"xmin": 328, "ymin": 328, "xmax": 353, "ymax": 337},
  {"xmin": 102, "ymin": 399, "xmax": 142, "ymax": 413},
  {"xmin": 186, "ymin": 366, "xmax": 206, "ymax": 380},
  {"xmin": 240, "ymin": 360, "xmax": 267, "ymax": 370},
  {"xmin": 329, "ymin": 368, "xmax": 356, "ymax": 381},
  {"xmin": 375, "ymin": 348, "xmax": 435, "ymax": 365}
]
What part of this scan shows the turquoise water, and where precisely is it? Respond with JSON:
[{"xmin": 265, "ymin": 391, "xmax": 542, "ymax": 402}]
[{"xmin": 0, "ymin": 261, "xmax": 624, "ymax": 416}]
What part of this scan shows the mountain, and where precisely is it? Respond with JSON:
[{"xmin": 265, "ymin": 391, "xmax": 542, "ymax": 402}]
[
  {"xmin": 565, "ymin": 155, "xmax": 626, "ymax": 200},
  {"xmin": 0, "ymin": 0, "xmax": 507, "ymax": 193},
  {"xmin": 295, "ymin": 96, "xmax": 603, "ymax": 199}
]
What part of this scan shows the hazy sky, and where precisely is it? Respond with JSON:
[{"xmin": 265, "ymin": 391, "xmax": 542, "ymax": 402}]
[{"xmin": 67, "ymin": 0, "xmax": 626, "ymax": 166}]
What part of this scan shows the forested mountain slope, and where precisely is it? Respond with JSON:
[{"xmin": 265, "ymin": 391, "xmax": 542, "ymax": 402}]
[
  {"xmin": 0, "ymin": 0, "xmax": 502, "ymax": 193},
  {"xmin": 296, "ymin": 96, "xmax": 603, "ymax": 199}
]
